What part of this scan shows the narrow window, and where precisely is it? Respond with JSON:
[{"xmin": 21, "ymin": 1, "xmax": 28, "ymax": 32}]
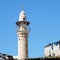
[
  {"xmin": 19, "ymin": 39, "xmax": 20, "ymax": 41},
  {"xmin": 53, "ymin": 53, "xmax": 55, "ymax": 56},
  {"xmin": 26, "ymin": 44, "xmax": 27, "ymax": 47},
  {"xmin": 23, "ymin": 17, "xmax": 25, "ymax": 20},
  {"xmin": 59, "ymin": 44, "xmax": 60, "ymax": 49}
]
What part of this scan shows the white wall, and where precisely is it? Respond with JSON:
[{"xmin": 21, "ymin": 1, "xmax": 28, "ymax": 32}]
[{"xmin": 44, "ymin": 43, "xmax": 60, "ymax": 57}]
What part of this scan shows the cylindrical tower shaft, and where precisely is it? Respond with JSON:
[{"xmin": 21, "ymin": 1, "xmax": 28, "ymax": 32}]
[{"xmin": 17, "ymin": 30, "xmax": 28, "ymax": 59}]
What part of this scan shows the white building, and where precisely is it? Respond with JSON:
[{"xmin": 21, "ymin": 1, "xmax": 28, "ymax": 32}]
[{"xmin": 44, "ymin": 41, "xmax": 60, "ymax": 57}]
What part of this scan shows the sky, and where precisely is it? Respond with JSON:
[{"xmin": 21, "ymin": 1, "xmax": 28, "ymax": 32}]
[{"xmin": 0, "ymin": 0, "xmax": 60, "ymax": 58}]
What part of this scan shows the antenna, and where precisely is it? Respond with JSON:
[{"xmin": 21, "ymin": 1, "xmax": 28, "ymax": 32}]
[
  {"xmin": 21, "ymin": 0, "xmax": 24, "ymax": 10},
  {"xmin": 22, "ymin": 4, "xmax": 24, "ymax": 10}
]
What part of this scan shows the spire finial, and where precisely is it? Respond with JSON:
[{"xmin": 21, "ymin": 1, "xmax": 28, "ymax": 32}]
[
  {"xmin": 22, "ymin": 3, "xmax": 24, "ymax": 10},
  {"xmin": 21, "ymin": 0, "xmax": 24, "ymax": 11}
]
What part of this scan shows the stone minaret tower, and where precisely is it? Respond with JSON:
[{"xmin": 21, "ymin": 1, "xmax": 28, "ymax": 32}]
[{"xmin": 16, "ymin": 10, "xmax": 30, "ymax": 60}]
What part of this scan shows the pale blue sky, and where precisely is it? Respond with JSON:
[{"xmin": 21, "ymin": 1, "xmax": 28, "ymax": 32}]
[{"xmin": 0, "ymin": 0, "xmax": 60, "ymax": 58}]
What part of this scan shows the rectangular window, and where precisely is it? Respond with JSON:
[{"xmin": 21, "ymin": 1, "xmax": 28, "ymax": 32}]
[{"xmin": 59, "ymin": 44, "xmax": 60, "ymax": 49}]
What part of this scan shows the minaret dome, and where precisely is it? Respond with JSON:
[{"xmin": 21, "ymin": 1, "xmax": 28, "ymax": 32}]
[{"xmin": 19, "ymin": 10, "xmax": 26, "ymax": 21}]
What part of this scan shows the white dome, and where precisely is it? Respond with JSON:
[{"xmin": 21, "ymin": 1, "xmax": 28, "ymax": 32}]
[{"xmin": 19, "ymin": 10, "xmax": 26, "ymax": 21}]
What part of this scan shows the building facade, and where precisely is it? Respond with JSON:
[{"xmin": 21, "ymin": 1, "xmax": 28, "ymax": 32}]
[
  {"xmin": 0, "ymin": 53, "xmax": 13, "ymax": 60},
  {"xmin": 44, "ymin": 41, "xmax": 60, "ymax": 57}
]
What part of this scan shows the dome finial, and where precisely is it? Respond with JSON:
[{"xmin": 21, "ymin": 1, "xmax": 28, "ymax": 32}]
[
  {"xmin": 21, "ymin": 0, "xmax": 24, "ymax": 11},
  {"xmin": 19, "ymin": 1, "xmax": 26, "ymax": 21},
  {"xmin": 22, "ymin": 3, "xmax": 24, "ymax": 11}
]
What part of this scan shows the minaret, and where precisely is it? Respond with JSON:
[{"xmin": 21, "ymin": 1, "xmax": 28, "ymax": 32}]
[{"xmin": 16, "ymin": 10, "xmax": 30, "ymax": 60}]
